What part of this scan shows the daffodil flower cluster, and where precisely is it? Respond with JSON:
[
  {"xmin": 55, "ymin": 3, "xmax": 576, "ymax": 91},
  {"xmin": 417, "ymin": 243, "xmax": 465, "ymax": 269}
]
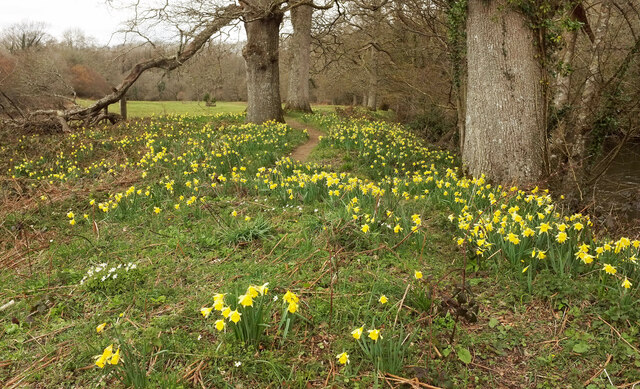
[{"xmin": 95, "ymin": 344, "xmax": 121, "ymax": 368}]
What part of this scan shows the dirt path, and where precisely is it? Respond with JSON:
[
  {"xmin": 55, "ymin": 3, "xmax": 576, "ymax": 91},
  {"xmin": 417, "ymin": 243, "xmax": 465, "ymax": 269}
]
[{"xmin": 286, "ymin": 117, "xmax": 323, "ymax": 163}]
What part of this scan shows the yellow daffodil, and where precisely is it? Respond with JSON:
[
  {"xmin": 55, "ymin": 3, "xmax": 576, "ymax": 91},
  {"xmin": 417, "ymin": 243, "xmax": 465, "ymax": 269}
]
[
  {"xmin": 414, "ymin": 270, "xmax": 423, "ymax": 280},
  {"xmin": 379, "ymin": 295, "xmax": 388, "ymax": 304},
  {"xmin": 213, "ymin": 293, "xmax": 226, "ymax": 304},
  {"xmin": 201, "ymin": 307, "xmax": 213, "ymax": 318},
  {"xmin": 288, "ymin": 301, "xmax": 298, "ymax": 313},
  {"xmin": 556, "ymin": 231, "xmax": 568, "ymax": 244},
  {"xmin": 215, "ymin": 319, "xmax": 225, "ymax": 331},
  {"xmin": 95, "ymin": 344, "xmax": 113, "ymax": 368},
  {"xmin": 96, "ymin": 322, "xmax": 107, "ymax": 334},
  {"xmin": 109, "ymin": 348, "xmax": 120, "ymax": 365},
  {"xmin": 256, "ymin": 282, "xmax": 269, "ymax": 295},
  {"xmin": 361, "ymin": 224, "xmax": 370, "ymax": 233},
  {"xmin": 368, "ymin": 329, "xmax": 382, "ymax": 342},
  {"xmin": 622, "ymin": 277, "xmax": 632, "ymax": 289},
  {"xmin": 229, "ymin": 310, "xmax": 241, "ymax": 323},
  {"xmin": 336, "ymin": 352, "xmax": 350, "ymax": 365},
  {"xmin": 221, "ymin": 307, "xmax": 231, "ymax": 318},
  {"xmin": 238, "ymin": 294, "xmax": 254, "ymax": 307},
  {"xmin": 351, "ymin": 326, "xmax": 364, "ymax": 340},
  {"xmin": 602, "ymin": 263, "xmax": 616, "ymax": 275},
  {"xmin": 247, "ymin": 286, "xmax": 259, "ymax": 298},
  {"xmin": 284, "ymin": 290, "xmax": 299, "ymax": 304}
]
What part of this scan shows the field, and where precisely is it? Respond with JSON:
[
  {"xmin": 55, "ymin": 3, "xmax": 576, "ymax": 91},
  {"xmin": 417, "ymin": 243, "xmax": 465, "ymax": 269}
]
[
  {"xmin": 77, "ymin": 100, "xmax": 342, "ymax": 118},
  {"xmin": 1, "ymin": 104, "xmax": 639, "ymax": 388}
]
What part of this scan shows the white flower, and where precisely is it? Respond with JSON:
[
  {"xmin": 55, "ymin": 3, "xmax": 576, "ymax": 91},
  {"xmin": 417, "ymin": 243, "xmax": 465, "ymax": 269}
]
[
  {"xmin": 234, "ymin": 361, "xmax": 242, "ymax": 367},
  {"xmin": 112, "ymin": 274, "xmax": 118, "ymax": 279},
  {"xmin": 273, "ymin": 295, "xmax": 278, "ymax": 302}
]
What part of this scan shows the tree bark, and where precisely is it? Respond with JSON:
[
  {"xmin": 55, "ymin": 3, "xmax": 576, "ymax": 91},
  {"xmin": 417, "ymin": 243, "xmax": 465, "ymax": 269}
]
[
  {"xmin": 285, "ymin": 4, "xmax": 313, "ymax": 113},
  {"xmin": 562, "ymin": 2, "xmax": 611, "ymax": 198},
  {"xmin": 243, "ymin": 11, "xmax": 285, "ymax": 123},
  {"xmin": 463, "ymin": 0, "xmax": 545, "ymax": 185},
  {"xmin": 553, "ymin": 30, "xmax": 577, "ymax": 110},
  {"xmin": 366, "ymin": 45, "xmax": 378, "ymax": 110}
]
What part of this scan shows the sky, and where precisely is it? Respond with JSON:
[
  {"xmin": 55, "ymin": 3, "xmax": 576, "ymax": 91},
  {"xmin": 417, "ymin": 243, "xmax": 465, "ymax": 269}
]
[{"xmin": 0, "ymin": 0, "xmax": 131, "ymax": 45}]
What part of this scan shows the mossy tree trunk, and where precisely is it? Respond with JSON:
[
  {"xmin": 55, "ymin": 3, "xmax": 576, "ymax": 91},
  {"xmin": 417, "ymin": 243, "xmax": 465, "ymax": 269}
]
[{"xmin": 463, "ymin": 0, "xmax": 546, "ymax": 185}]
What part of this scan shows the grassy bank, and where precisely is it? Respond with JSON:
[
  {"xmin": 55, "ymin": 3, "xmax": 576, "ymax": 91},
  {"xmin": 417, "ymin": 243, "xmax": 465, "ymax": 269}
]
[{"xmin": 1, "ymin": 111, "xmax": 638, "ymax": 388}]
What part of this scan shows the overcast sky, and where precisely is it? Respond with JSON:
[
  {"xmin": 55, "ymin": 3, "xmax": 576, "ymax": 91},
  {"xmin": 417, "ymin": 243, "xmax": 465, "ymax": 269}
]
[{"xmin": 0, "ymin": 0, "xmax": 131, "ymax": 45}]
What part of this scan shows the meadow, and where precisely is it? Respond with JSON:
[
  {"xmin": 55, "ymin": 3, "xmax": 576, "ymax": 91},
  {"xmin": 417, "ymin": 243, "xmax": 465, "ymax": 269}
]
[
  {"xmin": 77, "ymin": 100, "xmax": 342, "ymax": 118},
  {"xmin": 0, "ymin": 103, "xmax": 639, "ymax": 388}
]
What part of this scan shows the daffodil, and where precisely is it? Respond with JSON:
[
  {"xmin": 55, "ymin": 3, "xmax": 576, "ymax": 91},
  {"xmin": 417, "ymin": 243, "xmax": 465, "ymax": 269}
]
[
  {"xmin": 247, "ymin": 286, "xmax": 259, "ymax": 298},
  {"xmin": 622, "ymin": 277, "xmax": 632, "ymax": 289},
  {"xmin": 213, "ymin": 293, "xmax": 226, "ymax": 304},
  {"xmin": 288, "ymin": 301, "xmax": 298, "ymax": 313},
  {"xmin": 215, "ymin": 319, "xmax": 225, "ymax": 331},
  {"xmin": 109, "ymin": 348, "xmax": 120, "ymax": 365},
  {"xmin": 95, "ymin": 344, "xmax": 113, "ymax": 368},
  {"xmin": 284, "ymin": 290, "xmax": 299, "ymax": 304},
  {"xmin": 256, "ymin": 282, "xmax": 269, "ymax": 295},
  {"xmin": 379, "ymin": 295, "xmax": 388, "ymax": 304},
  {"xmin": 361, "ymin": 224, "xmax": 370, "ymax": 233},
  {"xmin": 368, "ymin": 328, "xmax": 382, "ymax": 342},
  {"xmin": 200, "ymin": 307, "xmax": 213, "ymax": 318},
  {"xmin": 602, "ymin": 263, "xmax": 616, "ymax": 275},
  {"xmin": 96, "ymin": 322, "xmax": 107, "ymax": 334},
  {"xmin": 336, "ymin": 352, "xmax": 350, "ymax": 365},
  {"xmin": 239, "ymin": 293, "xmax": 254, "ymax": 307},
  {"xmin": 351, "ymin": 326, "xmax": 364, "ymax": 340},
  {"xmin": 414, "ymin": 270, "xmax": 423, "ymax": 280},
  {"xmin": 229, "ymin": 309, "xmax": 241, "ymax": 323},
  {"xmin": 221, "ymin": 306, "xmax": 231, "ymax": 318}
]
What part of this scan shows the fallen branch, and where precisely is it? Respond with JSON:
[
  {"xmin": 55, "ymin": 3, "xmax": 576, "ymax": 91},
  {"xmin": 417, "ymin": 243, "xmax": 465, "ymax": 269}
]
[{"xmin": 26, "ymin": 4, "xmax": 242, "ymax": 128}]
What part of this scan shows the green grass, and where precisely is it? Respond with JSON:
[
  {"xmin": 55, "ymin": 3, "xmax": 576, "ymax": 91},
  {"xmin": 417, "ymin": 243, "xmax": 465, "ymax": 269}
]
[
  {"xmin": 78, "ymin": 99, "xmax": 343, "ymax": 118},
  {"xmin": 1, "ymin": 110, "xmax": 639, "ymax": 388},
  {"xmin": 78, "ymin": 99, "xmax": 248, "ymax": 117}
]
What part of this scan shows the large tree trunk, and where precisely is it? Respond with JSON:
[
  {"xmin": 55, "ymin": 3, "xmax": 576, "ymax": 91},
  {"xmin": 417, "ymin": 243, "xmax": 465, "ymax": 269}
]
[
  {"xmin": 463, "ymin": 0, "xmax": 545, "ymax": 185},
  {"xmin": 243, "ymin": 11, "xmax": 285, "ymax": 124},
  {"xmin": 285, "ymin": 4, "xmax": 313, "ymax": 113}
]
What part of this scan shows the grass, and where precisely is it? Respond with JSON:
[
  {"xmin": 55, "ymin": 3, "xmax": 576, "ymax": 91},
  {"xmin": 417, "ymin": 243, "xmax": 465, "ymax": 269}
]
[
  {"xmin": 0, "ymin": 108, "xmax": 639, "ymax": 388},
  {"xmin": 77, "ymin": 99, "xmax": 342, "ymax": 118}
]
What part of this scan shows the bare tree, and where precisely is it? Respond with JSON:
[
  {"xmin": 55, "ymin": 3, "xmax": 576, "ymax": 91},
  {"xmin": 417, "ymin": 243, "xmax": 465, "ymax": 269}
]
[{"xmin": 1, "ymin": 21, "xmax": 50, "ymax": 53}]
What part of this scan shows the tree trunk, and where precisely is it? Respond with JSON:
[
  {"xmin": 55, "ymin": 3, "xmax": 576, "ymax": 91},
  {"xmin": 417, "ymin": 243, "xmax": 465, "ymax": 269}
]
[
  {"xmin": 243, "ymin": 11, "xmax": 285, "ymax": 124},
  {"xmin": 553, "ymin": 30, "xmax": 578, "ymax": 110},
  {"xmin": 463, "ymin": 0, "xmax": 545, "ymax": 185},
  {"xmin": 366, "ymin": 45, "xmax": 378, "ymax": 111},
  {"xmin": 562, "ymin": 2, "xmax": 611, "ymax": 198},
  {"xmin": 285, "ymin": 4, "xmax": 313, "ymax": 113}
]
